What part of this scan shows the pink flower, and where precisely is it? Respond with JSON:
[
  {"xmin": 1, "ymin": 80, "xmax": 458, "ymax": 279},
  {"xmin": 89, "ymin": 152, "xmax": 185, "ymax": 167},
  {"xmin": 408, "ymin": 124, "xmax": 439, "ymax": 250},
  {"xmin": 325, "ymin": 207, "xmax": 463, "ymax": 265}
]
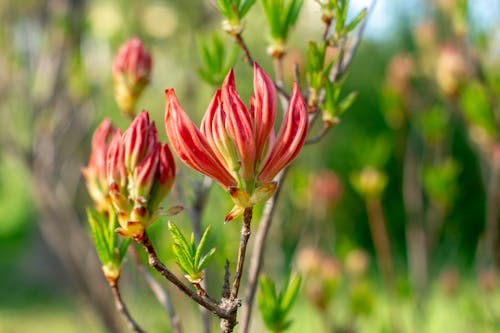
[
  {"xmin": 164, "ymin": 63, "xmax": 308, "ymax": 221},
  {"xmin": 107, "ymin": 111, "xmax": 176, "ymax": 239},
  {"xmin": 82, "ymin": 119, "xmax": 117, "ymax": 212},
  {"xmin": 112, "ymin": 37, "xmax": 152, "ymax": 117}
]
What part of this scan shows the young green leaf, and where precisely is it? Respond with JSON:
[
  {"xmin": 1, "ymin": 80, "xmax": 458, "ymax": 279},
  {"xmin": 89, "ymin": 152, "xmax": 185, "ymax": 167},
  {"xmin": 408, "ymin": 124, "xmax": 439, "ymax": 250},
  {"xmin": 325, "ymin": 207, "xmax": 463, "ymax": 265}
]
[
  {"xmin": 280, "ymin": 275, "xmax": 301, "ymax": 316},
  {"xmin": 258, "ymin": 274, "xmax": 302, "ymax": 332},
  {"xmin": 345, "ymin": 8, "xmax": 367, "ymax": 33},
  {"xmin": 194, "ymin": 224, "xmax": 212, "ymax": 267},
  {"xmin": 87, "ymin": 208, "xmax": 112, "ymax": 265},
  {"xmin": 168, "ymin": 222, "xmax": 216, "ymax": 284}
]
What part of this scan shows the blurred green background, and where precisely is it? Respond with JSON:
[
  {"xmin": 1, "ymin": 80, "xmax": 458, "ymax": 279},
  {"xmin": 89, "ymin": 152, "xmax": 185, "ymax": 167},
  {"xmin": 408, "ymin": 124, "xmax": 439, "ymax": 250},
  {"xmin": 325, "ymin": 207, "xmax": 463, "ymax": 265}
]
[{"xmin": 0, "ymin": 0, "xmax": 499, "ymax": 332}]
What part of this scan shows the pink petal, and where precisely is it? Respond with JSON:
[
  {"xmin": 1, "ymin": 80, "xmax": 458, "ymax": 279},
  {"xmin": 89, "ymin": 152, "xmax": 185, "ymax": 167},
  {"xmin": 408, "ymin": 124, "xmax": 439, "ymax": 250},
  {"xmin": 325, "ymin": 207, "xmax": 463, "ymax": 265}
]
[
  {"xmin": 164, "ymin": 89, "xmax": 236, "ymax": 189},
  {"xmin": 258, "ymin": 82, "xmax": 308, "ymax": 182}
]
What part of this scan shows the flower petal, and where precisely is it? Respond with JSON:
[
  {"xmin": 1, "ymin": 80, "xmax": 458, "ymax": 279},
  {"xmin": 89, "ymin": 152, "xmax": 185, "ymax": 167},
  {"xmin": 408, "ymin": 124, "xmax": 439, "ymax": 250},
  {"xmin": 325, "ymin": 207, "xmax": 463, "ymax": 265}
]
[
  {"xmin": 253, "ymin": 63, "xmax": 277, "ymax": 161},
  {"xmin": 258, "ymin": 82, "xmax": 308, "ymax": 182},
  {"xmin": 221, "ymin": 81, "xmax": 256, "ymax": 180},
  {"xmin": 164, "ymin": 89, "xmax": 236, "ymax": 189}
]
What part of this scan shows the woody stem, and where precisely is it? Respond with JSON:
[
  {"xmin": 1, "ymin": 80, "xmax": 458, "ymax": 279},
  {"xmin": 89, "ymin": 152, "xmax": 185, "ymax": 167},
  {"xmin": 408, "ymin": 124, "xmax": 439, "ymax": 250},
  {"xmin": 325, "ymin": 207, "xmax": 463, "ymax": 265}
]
[
  {"xmin": 230, "ymin": 207, "xmax": 253, "ymax": 300},
  {"xmin": 137, "ymin": 232, "xmax": 231, "ymax": 319},
  {"xmin": 108, "ymin": 279, "xmax": 146, "ymax": 333}
]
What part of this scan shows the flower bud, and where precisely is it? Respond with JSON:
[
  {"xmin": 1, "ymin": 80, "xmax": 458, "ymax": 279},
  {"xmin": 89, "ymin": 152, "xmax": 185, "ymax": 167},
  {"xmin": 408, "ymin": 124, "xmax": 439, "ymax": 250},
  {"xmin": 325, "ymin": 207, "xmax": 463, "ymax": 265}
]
[
  {"xmin": 82, "ymin": 119, "xmax": 117, "ymax": 212},
  {"xmin": 113, "ymin": 37, "xmax": 152, "ymax": 117}
]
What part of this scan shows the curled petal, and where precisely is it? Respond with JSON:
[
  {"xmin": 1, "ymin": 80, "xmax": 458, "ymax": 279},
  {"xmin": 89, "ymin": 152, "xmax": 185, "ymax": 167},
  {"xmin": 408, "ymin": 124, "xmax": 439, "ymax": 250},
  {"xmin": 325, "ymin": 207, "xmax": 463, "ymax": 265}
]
[
  {"xmin": 253, "ymin": 63, "xmax": 277, "ymax": 161},
  {"xmin": 106, "ymin": 130, "xmax": 127, "ymax": 190},
  {"xmin": 164, "ymin": 89, "xmax": 236, "ymax": 189},
  {"xmin": 133, "ymin": 142, "xmax": 160, "ymax": 198},
  {"xmin": 221, "ymin": 83, "xmax": 256, "ymax": 180},
  {"xmin": 147, "ymin": 144, "xmax": 177, "ymax": 213},
  {"xmin": 123, "ymin": 111, "xmax": 157, "ymax": 171},
  {"xmin": 258, "ymin": 82, "xmax": 308, "ymax": 182},
  {"xmin": 200, "ymin": 90, "xmax": 233, "ymax": 167},
  {"xmin": 158, "ymin": 143, "xmax": 176, "ymax": 187},
  {"xmin": 222, "ymin": 68, "xmax": 236, "ymax": 88}
]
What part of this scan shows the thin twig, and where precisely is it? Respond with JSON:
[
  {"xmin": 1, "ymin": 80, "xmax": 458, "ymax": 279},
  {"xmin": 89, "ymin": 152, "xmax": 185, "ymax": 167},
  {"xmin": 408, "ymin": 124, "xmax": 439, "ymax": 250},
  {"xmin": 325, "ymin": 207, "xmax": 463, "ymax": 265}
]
[
  {"xmin": 238, "ymin": 170, "xmax": 288, "ymax": 333},
  {"xmin": 109, "ymin": 281, "xmax": 146, "ymax": 333},
  {"xmin": 219, "ymin": 207, "xmax": 253, "ymax": 333},
  {"xmin": 273, "ymin": 57, "xmax": 289, "ymax": 112},
  {"xmin": 305, "ymin": 124, "xmax": 333, "ymax": 145},
  {"xmin": 129, "ymin": 246, "xmax": 183, "ymax": 333},
  {"xmin": 189, "ymin": 176, "xmax": 213, "ymax": 333},
  {"xmin": 233, "ymin": 33, "xmax": 253, "ymax": 65},
  {"xmin": 137, "ymin": 232, "xmax": 231, "ymax": 319},
  {"xmin": 230, "ymin": 208, "xmax": 253, "ymax": 300}
]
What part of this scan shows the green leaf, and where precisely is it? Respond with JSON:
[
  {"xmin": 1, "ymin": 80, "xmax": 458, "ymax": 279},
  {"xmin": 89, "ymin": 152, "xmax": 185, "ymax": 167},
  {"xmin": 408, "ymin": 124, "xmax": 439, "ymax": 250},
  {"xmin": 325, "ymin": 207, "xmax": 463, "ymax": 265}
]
[
  {"xmin": 280, "ymin": 275, "xmax": 301, "ymax": 315},
  {"xmin": 345, "ymin": 8, "xmax": 367, "ymax": 33},
  {"xmin": 194, "ymin": 225, "xmax": 212, "ymax": 267},
  {"xmin": 173, "ymin": 243, "xmax": 195, "ymax": 275},
  {"xmin": 87, "ymin": 208, "xmax": 112, "ymax": 265},
  {"xmin": 338, "ymin": 91, "xmax": 358, "ymax": 114},
  {"xmin": 284, "ymin": 0, "xmax": 303, "ymax": 33},
  {"xmin": 240, "ymin": 0, "xmax": 257, "ymax": 17},
  {"xmin": 169, "ymin": 221, "xmax": 196, "ymax": 274},
  {"xmin": 118, "ymin": 238, "xmax": 131, "ymax": 262},
  {"xmin": 168, "ymin": 221, "xmax": 193, "ymax": 256},
  {"xmin": 198, "ymin": 247, "xmax": 217, "ymax": 271}
]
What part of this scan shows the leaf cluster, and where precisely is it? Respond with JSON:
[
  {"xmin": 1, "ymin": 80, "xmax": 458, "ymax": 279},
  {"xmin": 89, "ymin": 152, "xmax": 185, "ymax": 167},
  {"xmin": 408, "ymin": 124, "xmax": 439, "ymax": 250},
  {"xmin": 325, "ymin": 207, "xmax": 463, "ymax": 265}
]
[
  {"xmin": 198, "ymin": 34, "xmax": 239, "ymax": 87},
  {"xmin": 216, "ymin": 0, "xmax": 257, "ymax": 26},
  {"xmin": 257, "ymin": 275, "xmax": 301, "ymax": 333},
  {"xmin": 168, "ymin": 221, "xmax": 216, "ymax": 283},
  {"xmin": 260, "ymin": 0, "xmax": 303, "ymax": 42},
  {"xmin": 87, "ymin": 208, "xmax": 130, "ymax": 267},
  {"xmin": 316, "ymin": 0, "xmax": 367, "ymax": 38}
]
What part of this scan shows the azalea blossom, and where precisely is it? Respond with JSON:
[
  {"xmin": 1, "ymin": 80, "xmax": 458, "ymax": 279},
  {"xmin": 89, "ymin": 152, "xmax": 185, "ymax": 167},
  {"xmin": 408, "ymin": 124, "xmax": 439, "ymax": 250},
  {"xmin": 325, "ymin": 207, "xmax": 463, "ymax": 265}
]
[{"xmin": 164, "ymin": 63, "xmax": 308, "ymax": 221}]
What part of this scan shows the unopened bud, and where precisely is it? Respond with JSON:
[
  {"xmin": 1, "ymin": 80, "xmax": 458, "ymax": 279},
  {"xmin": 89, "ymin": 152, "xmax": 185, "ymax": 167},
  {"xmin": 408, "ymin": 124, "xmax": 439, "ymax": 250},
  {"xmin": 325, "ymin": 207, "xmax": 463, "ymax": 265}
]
[{"xmin": 112, "ymin": 37, "xmax": 152, "ymax": 116}]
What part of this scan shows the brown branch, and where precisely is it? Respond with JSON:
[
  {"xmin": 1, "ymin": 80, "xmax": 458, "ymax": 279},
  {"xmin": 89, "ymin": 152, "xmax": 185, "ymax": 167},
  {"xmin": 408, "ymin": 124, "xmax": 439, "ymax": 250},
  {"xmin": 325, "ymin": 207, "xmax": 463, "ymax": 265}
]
[
  {"xmin": 137, "ymin": 232, "xmax": 231, "ymax": 319},
  {"xmin": 305, "ymin": 124, "xmax": 333, "ymax": 145},
  {"xmin": 233, "ymin": 33, "xmax": 253, "ymax": 65},
  {"xmin": 238, "ymin": 170, "xmax": 288, "ymax": 333},
  {"xmin": 230, "ymin": 208, "xmax": 253, "ymax": 300},
  {"xmin": 129, "ymin": 246, "xmax": 183, "ymax": 333},
  {"xmin": 109, "ymin": 281, "xmax": 146, "ymax": 333},
  {"xmin": 273, "ymin": 57, "xmax": 290, "ymax": 112}
]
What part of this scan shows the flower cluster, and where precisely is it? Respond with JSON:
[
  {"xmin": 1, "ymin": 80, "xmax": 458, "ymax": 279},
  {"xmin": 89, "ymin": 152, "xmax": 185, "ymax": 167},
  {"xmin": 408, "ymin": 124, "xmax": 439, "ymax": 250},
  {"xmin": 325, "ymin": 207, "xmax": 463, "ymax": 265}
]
[
  {"xmin": 106, "ymin": 111, "xmax": 175, "ymax": 239},
  {"xmin": 164, "ymin": 63, "xmax": 308, "ymax": 221}
]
